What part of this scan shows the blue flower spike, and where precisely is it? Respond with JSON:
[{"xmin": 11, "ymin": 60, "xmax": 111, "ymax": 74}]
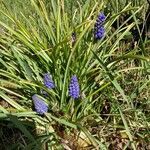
[
  {"xmin": 94, "ymin": 12, "xmax": 106, "ymax": 40},
  {"xmin": 95, "ymin": 26, "xmax": 105, "ymax": 40},
  {"xmin": 98, "ymin": 12, "xmax": 106, "ymax": 23},
  {"xmin": 69, "ymin": 75, "xmax": 80, "ymax": 99},
  {"xmin": 43, "ymin": 73, "xmax": 55, "ymax": 89},
  {"xmin": 32, "ymin": 94, "xmax": 48, "ymax": 115}
]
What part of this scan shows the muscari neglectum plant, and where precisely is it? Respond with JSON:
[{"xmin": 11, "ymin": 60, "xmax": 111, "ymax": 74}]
[
  {"xmin": 32, "ymin": 13, "xmax": 106, "ymax": 115},
  {"xmin": 69, "ymin": 75, "xmax": 80, "ymax": 99},
  {"xmin": 43, "ymin": 73, "xmax": 55, "ymax": 89},
  {"xmin": 32, "ymin": 74, "xmax": 80, "ymax": 114},
  {"xmin": 32, "ymin": 94, "xmax": 48, "ymax": 115},
  {"xmin": 1, "ymin": 1, "xmax": 149, "ymax": 148},
  {"xmin": 94, "ymin": 12, "xmax": 106, "ymax": 40}
]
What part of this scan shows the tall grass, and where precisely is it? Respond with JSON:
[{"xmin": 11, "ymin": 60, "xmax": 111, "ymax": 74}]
[{"xmin": 0, "ymin": 0, "xmax": 150, "ymax": 149}]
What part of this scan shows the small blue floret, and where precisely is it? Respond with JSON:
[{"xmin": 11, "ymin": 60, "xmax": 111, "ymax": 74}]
[
  {"xmin": 69, "ymin": 75, "xmax": 80, "ymax": 99},
  {"xmin": 32, "ymin": 94, "xmax": 48, "ymax": 115},
  {"xmin": 94, "ymin": 12, "xmax": 106, "ymax": 40},
  {"xmin": 43, "ymin": 73, "xmax": 55, "ymax": 89}
]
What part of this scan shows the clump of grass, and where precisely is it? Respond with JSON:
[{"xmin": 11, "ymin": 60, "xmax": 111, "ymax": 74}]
[{"xmin": 0, "ymin": 0, "xmax": 150, "ymax": 149}]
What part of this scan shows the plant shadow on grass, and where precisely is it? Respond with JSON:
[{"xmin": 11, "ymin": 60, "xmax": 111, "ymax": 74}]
[{"xmin": 0, "ymin": 115, "xmax": 42, "ymax": 150}]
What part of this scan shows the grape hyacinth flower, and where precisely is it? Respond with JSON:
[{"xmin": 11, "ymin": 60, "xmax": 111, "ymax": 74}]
[
  {"xmin": 32, "ymin": 94, "xmax": 48, "ymax": 115},
  {"xmin": 94, "ymin": 12, "xmax": 106, "ymax": 40},
  {"xmin": 94, "ymin": 26, "xmax": 105, "ymax": 40},
  {"xmin": 97, "ymin": 12, "xmax": 106, "ymax": 24},
  {"xmin": 43, "ymin": 73, "xmax": 55, "ymax": 89},
  {"xmin": 69, "ymin": 75, "xmax": 80, "ymax": 99}
]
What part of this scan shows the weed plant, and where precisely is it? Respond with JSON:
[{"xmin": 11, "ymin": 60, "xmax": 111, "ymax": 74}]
[{"xmin": 0, "ymin": 0, "xmax": 150, "ymax": 149}]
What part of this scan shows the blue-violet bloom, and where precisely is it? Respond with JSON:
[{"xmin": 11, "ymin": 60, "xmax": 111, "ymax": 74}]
[
  {"xmin": 94, "ymin": 12, "xmax": 106, "ymax": 40},
  {"xmin": 97, "ymin": 12, "xmax": 106, "ymax": 23},
  {"xmin": 32, "ymin": 94, "xmax": 48, "ymax": 115},
  {"xmin": 69, "ymin": 75, "xmax": 80, "ymax": 99},
  {"xmin": 94, "ymin": 26, "xmax": 105, "ymax": 40},
  {"xmin": 43, "ymin": 73, "xmax": 55, "ymax": 89}
]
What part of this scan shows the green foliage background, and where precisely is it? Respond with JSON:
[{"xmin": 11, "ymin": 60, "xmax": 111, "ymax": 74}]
[{"xmin": 0, "ymin": 0, "xmax": 150, "ymax": 149}]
